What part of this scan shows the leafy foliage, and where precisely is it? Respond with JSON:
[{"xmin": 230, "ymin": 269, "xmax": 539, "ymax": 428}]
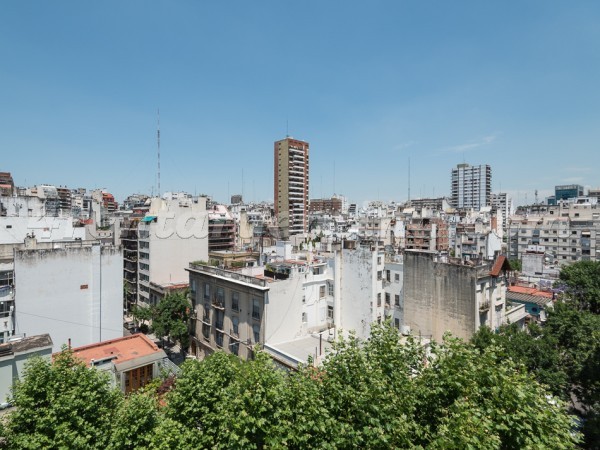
[
  {"xmin": 509, "ymin": 258, "xmax": 522, "ymax": 272},
  {"xmin": 1, "ymin": 325, "xmax": 580, "ymax": 448},
  {"xmin": 557, "ymin": 260, "xmax": 600, "ymax": 313},
  {"xmin": 4, "ymin": 349, "xmax": 121, "ymax": 449},
  {"xmin": 150, "ymin": 291, "xmax": 191, "ymax": 349},
  {"xmin": 473, "ymin": 261, "xmax": 600, "ymax": 449}
]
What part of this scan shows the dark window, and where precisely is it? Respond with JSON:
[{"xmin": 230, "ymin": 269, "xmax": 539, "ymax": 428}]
[{"xmin": 252, "ymin": 298, "xmax": 260, "ymax": 320}]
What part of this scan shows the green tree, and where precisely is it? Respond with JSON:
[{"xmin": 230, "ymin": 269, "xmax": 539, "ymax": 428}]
[
  {"xmin": 151, "ymin": 291, "xmax": 191, "ymax": 351},
  {"xmin": 108, "ymin": 392, "xmax": 160, "ymax": 449},
  {"xmin": 417, "ymin": 335, "xmax": 579, "ymax": 449},
  {"xmin": 4, "ymin": 349, "xmax": 121, "ymax": 449},
  {"xmin": 131, "ymin": 302, "xmax": 152, "ymax": 328},
  {"xmin": 509, "ymin": 258, "xmax": 522, "ymax": 272},
  {"xmin": 557, "ymin": 260, "xmax": 600, "ymax": 313}
]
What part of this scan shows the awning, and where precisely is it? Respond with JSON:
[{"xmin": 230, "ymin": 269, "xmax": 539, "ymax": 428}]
[{"xmin": 141, "ymin": 216, "xmax": 157, "ymax": 223}]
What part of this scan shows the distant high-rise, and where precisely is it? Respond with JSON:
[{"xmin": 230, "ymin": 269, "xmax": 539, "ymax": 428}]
[
  {"xmin": 450, "ymin": 163, "xmax": 492, "ymax": 209},
  {"xmin": 555, "ymin": 184, "xmax": 584, "ymax": 202},
  {"xmin": 274, "ymin": 137, "xmax": 309, "ymax": 237}
]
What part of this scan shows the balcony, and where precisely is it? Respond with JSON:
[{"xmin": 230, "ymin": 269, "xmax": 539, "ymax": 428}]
[{"xmin": 212, "ymin": 297, "xmax": 225, "ymax": 310}]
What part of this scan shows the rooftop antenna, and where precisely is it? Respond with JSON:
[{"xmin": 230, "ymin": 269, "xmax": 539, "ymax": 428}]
[
  {"xmin": 408, "ymin": 157, "xmax": 411, "ymax": 202},
  {"xmin": 333, "ymin": 160, "xmax": 336, "ymax": 195},
  {"xmin": 286, "ymin": 119, "xmax": 289, "ymax": 138},
  {"xmin": 157, "ymin": 109, "xmax": 161, "ymax": 198},
  {"xmin": 535, "ymin": 189, "xmax": 538, "ymax": 205}
]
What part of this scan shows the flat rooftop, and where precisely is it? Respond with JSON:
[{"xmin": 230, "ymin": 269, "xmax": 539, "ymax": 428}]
[{"xmin": 69, "ymin": 333, "xmax": 163, "ymax": 367}]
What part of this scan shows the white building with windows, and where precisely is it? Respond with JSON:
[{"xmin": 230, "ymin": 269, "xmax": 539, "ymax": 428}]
[
  {"xmin": 137, "ymin": 197, "xmax": 209, "ymax": 306},
  {"xmin": 450, "ymin": 163, "xmax": 492, "ymax": 210}
]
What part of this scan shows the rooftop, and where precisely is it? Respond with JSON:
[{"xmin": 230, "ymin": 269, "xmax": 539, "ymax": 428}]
[{"xmin": 68, "ymin": 333, "xmax": 164, "ymax": 368}]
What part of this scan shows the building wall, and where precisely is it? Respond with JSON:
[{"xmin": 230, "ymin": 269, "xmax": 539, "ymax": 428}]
[
  {"xmin": 383, "ymin": 260, "xmax": 404, "ymax": 330},
  {"xmin": 14, "ymin": 245, "xmax": 123, "ymax": 351},
  {"xmin": 404, "ymin": 251, "xmax": 477, "ymax": 341},
  {"xmin": 138, "ymin": 197, "xmax": 209, "ymax": 305},
  {"xmin": 188, "ymin": 265, "xmax": 267, "ymax": 360},
  {"xmin": 0, "ymin": 344, "xmax": 52, "ymax": 403},
  {"xmin": 266, "ymin": 263, "xmax": 334, "ymax": 345},
  {"xmin": 338, "ymin": 246, "xmax": 385, "ymax": 340}
]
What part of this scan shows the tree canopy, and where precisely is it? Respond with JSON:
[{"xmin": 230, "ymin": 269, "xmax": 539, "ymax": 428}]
[
  {"xmin": 2, "ymin": 324, "xmax": 580, "ymax": 449},
  {"xmin": 557, "ymin": 260, "xmax": 600, "ymax": 314},
  {"xmin": 472, "ymin": 259, "xmax": 600, "ymax": 449}
]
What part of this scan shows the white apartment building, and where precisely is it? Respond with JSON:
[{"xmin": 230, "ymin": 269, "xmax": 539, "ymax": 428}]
[
  {"xmin": 137, "ymin": 197, "xmax": 209, "ymax": 306},
  {"xmin": 450, "ymin": 163, "xmax": 492, "ymax": 209}
]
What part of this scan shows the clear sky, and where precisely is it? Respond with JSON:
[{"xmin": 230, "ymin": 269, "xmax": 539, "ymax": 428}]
[{"xmin": 2, "ymin": 1, "xmax": 600, "ymax": 206}]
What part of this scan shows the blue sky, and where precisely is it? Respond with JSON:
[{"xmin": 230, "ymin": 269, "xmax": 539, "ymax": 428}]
[{"xmin": 2, "ymin": 1, "xmax": 599, "ymax": 206}]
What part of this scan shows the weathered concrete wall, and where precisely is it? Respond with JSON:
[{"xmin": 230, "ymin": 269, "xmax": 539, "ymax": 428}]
[
  {"xmin": 14, "ymin": 245, "xmax": 123, "ymax": 351},
  {"xmin": 404, "ymin": 251, "xmax": 477, "ymax": 342}
]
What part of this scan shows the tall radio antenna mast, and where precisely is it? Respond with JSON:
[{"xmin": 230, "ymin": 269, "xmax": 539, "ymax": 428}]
[{"xmin": 157, "ymin": 109, "xmax": 161, "ymax": 197}]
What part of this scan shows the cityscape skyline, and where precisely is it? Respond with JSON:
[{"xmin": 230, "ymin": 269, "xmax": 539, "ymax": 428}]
[{"xmin": 2, "ymin": 1, "xmax": 600, "ymax": 205}]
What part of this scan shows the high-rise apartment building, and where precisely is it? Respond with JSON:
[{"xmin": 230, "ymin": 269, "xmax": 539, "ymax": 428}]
[
  {"xmin": 274, "ymin": 137, "xmax": 309, "ymax": 237},
  {"xmin": 450, "ymin": 163, "xmax": 492, "ymax": 210}
]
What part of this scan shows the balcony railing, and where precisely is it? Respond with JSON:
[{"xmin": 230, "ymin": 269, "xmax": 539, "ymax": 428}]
[{"xmin": 188, "ymin": 263, "xmax": 268, "ymax": 289}]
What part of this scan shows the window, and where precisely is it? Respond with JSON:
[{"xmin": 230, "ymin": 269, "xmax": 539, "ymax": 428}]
[
  {"xmin": 327, "ymin": 305, "xmax": 333, "ymax": 319},
  {"xmin": 386, "ymin": 270, "xmax": 391, "ymax": 282},
  {"xmin": 253, "ymin": 324, "xmax": 260, "ymax": 343},
  {"xmin": 215, "ymin": 310, "xmax": 224, "ymax": 330},
  {"xmin": 214, "ymin": 287, "xmax": 225, "ymax": 308},
  {"xmin": 377, "ymin": 293, "xmax": 381, "ymax": 307},
  {"xmin": 203, "ymin": 303, "xmax": 210, "ymax": 321},
  {"xmin": 252, "ymin": 298, "xmax": 261, "ymax": 320},
  {"xmin": 230, "ymin": 340, "xmax": 239, "ymax": 356},
  {"xmin": 216, "ymin": 331, "xmax": 224, "ymax": 348},
  {"xmin": 395, "ymin": 294, "xmax": 400, "ymax": 307},
  {"xmin": 377, "ymin": 257, "xmax": 382, "ymax": 265},
  {"xmin": 204, "ymin": 283, "xmax": 210, "ymax": 300},
  {"xmin": 395, "ymin": 273, "xmax": 400, "ymax": 282},
  {"xmin": 319, "ymin": 285, "xmax": 326, "ymax": 298},
  {"xmin": 377, "ymin": 271, "xmax": 382, "ymax": 281},
  {"xmin": 394, "ymin": 318, "xmax": 400, "ymax": 329},
  {"xmin": 124, "ymin": 364, "xmax": 154, "ymax": 394},
  {"xmin": 328, "ymin": 281, "xmax": 334, "ymax": 297},
  {"xmin": 231, "ymin": 291, "xmax": 239, "ymax": 311},
  {"xmin": 232, "ymin": 316, "xmax": 239, "ymax": 336},
  {"xmin": 385, "ymin": 293, "xmax": 391, "ymax": 307},
  {"xmin": 302, "ymin": 312, "xmax": 307, "ymax": 323},
  {"xmin": 202, "ymin": 323, "xmax": 210, "ymax": 340}
]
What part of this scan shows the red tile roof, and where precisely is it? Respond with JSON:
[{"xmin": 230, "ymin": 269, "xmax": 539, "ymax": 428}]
[
  {"xmin": 489, "ymin": 255, "xmax": 511, "ymax": 277},
  {"xmin": 67, "ymin": 334, "xmax": 162, "ymax": 367},
  {"xmin": 508, "ymin": 285, "xmax": 553, "ymax": 299}
]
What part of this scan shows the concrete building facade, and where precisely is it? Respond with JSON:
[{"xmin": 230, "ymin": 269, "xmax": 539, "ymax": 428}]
[
  {"xmin": 507, "ymin": 198, "xmax": 600, "ymax": 265},
  {"xmin": 403, "ymin": 251, "xmax": 516, "ymax": 342}
]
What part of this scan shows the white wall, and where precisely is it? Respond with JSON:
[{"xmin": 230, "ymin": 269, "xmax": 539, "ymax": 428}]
[
  {"xmin": 14, "ymin": 245, "xmax": 123, "ymax": 352},
  {"xmin": 144, "ymin": 197, "xmax": 209, "ymax": 286},
  {"xmin": 338, "ymin": 246, "xmax": 384, "ymax": 340},
  {"xmin": 0, "ymin": 216, "xmax": 85, "ymax": 245}
]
